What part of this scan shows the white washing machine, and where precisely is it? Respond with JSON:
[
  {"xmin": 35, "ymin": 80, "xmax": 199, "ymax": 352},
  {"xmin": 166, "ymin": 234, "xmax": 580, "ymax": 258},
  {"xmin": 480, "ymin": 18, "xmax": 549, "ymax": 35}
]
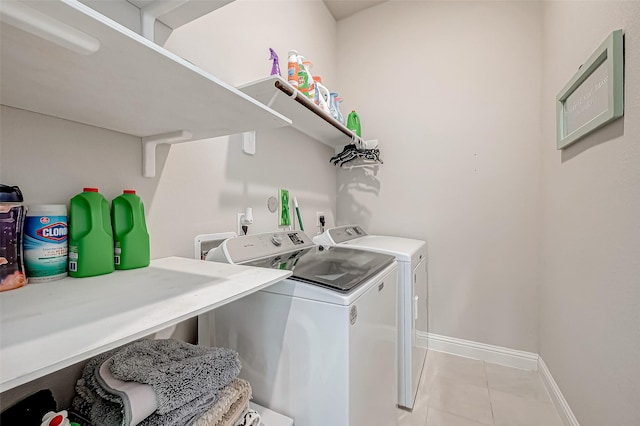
[
  {"xmin": 202, "ymin": 231, "xmax": 399, "ymax": 426},
  {"xmin": 314, "ymin": 225, "xmax": 428, "ymax": 410}
]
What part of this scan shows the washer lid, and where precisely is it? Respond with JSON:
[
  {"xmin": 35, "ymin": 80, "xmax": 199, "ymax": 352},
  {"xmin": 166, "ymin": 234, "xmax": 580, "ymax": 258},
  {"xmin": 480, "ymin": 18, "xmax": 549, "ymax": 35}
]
[{"xmin": 242, "ymin": 245, "xmax": 395, "ymax": 293}]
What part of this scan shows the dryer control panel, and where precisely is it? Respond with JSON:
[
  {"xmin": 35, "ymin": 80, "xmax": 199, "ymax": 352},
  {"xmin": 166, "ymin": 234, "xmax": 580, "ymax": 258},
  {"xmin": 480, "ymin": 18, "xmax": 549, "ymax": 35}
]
[
  {"xmin": 323, "ymin": 225, "xmax": 368, "ymax": 244},
  {"xmin": 207, "ymin": 231, "xmax": 314, "ymax": 264}
]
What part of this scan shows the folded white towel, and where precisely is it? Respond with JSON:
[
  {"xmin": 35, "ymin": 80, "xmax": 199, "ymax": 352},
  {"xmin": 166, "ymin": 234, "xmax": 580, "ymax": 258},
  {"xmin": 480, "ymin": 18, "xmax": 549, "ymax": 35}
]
[{"xmin": 192, "ymin": 379, "xmax": 252, "ymax": 426}]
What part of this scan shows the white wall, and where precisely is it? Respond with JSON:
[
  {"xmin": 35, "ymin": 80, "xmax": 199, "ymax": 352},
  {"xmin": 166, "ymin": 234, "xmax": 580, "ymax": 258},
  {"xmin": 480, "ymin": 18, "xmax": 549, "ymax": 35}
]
[
  {"xmin": 336, "ymin": 1, "xmax": 542, "ymax": 353},
  {"xmin": 539, "ymin": 2, "xmax": 640, "ymax": 425},
  {"xmin": 0, "ymin": 0, "xmax": 337, "ymax": 408},
  {"xmin": 165, "ymin": 0, "xmax": 337, "ymax": 88}
]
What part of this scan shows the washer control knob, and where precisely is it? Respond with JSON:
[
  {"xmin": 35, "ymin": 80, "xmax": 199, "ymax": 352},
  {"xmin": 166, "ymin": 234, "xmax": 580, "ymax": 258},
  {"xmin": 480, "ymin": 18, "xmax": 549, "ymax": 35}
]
[
  {"xmin": 345, "ymin": 227, "xmax": 354, "ymax": 235},
  {"xmin": 271, "ymin": 234, "xmax": 284, "ymax": 246}
]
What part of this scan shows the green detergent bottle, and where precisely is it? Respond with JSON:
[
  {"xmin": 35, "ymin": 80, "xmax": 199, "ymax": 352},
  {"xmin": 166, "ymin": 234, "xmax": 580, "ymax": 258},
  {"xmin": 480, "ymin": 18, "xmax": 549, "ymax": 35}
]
[
  {"xmin": 68, "ymin": 188, "xmax": 114, "ymax": 278},
  {"xmin": 347, "ymin": 110, "xmax": 361, "ymax": 137},
  {"xmin": 111, "ymin": 190, "xmax": 150, "ymax": 270}
]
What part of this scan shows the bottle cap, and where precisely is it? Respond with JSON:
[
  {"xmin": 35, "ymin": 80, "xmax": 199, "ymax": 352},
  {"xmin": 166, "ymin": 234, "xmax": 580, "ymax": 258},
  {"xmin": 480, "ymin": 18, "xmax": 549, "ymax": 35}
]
[
  {"xmin": 83, "ymin": 187, "xmax": 99, "ymax": 192},
  {"xmin": 123, "ymin": 190, "xmax": 136, "ymax": 194},
  {"xmin": 48, "ymin": 414, "xmax": 64, "ymax": 426}
]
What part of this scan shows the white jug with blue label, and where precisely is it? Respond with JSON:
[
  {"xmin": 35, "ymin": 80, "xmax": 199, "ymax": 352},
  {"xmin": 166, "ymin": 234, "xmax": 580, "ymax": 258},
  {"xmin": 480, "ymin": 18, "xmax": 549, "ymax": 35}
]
[{"xmin": 24, "ymin": 204, "xmax": 68, "ymax": 282}]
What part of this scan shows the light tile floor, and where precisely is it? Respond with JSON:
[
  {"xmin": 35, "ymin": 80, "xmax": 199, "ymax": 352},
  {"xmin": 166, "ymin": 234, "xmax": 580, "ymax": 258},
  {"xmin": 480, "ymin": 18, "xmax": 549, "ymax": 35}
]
[{"xmin": 398, "ymin": 351, "xmax": 564, "ymax": 426}]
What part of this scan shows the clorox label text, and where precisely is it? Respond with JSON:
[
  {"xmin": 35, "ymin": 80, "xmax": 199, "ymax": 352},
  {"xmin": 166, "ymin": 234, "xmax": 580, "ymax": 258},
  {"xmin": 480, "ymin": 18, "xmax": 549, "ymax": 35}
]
[{"xmin": 36, "ymin": 222, "xmax": 68, "ymax": 241}]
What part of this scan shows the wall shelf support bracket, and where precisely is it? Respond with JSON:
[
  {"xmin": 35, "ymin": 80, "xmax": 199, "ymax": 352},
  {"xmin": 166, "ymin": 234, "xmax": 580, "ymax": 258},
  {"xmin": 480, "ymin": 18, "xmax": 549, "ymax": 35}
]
[
  {"xmin": 140, "ymin": 0, "xmax": 190, "ymax": 42},
  {"xmin": 242, "ymin": 131, "xmax": 256, "ymax": 155},
  {"xmin": 266, "ymin": 90, "xmax": 282, "ymax": 107},
  {"xmin": 142, "ymin": 129, "xmax": 192, "ymax": 178}
]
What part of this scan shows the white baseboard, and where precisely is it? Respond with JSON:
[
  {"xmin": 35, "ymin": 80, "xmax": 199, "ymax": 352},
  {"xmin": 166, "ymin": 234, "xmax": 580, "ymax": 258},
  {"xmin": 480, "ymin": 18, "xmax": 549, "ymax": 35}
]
[
  {"xmin": 538, "ymin": 357, "xmax": 580, "ymax": 426},
  {"xmin": 418, "ymin": 332, "xmax": 579, "ymax": 425},
  {"xmin": 419, "ymin": 332, "xmax": 539, "ymax": 371}
]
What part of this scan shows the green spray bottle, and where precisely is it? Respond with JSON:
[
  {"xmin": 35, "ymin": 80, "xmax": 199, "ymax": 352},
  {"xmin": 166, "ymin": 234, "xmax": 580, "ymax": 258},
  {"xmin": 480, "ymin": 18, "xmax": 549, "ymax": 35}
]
[{"xmin": 347, "ymin": 110, "xmax": 361, "ymax": 137}]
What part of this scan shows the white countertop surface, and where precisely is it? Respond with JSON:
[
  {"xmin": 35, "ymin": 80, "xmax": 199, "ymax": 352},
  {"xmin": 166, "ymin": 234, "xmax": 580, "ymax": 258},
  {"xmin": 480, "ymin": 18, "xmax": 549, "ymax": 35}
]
[{"xmin": 0, "ymin": 256, "xmax": 291, "ymax": 392}]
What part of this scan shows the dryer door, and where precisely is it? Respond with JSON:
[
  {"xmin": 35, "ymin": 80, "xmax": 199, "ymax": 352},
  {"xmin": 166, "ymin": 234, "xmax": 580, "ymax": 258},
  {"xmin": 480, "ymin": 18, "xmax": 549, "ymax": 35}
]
[{"xmin": 408, "ymin": 257, "xmax": 428, "ymax": 408}]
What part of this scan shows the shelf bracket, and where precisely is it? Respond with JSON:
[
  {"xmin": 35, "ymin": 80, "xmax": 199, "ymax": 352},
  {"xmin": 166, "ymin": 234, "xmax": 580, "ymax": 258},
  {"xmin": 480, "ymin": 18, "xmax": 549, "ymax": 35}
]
[
  {"xmin": 140, "ymin": 0, "xmax": 190, "ymax": 42},
  {"xmin": 265, "ymin": 90, "xmax": 282, "ymax": 108},
  {"xmin": 142, "ymin": 130, "xmax": 192, "ymax": 178},
  {"xmin": 242, "ymin": 131, "xmax": 256, "ymax": 155}
]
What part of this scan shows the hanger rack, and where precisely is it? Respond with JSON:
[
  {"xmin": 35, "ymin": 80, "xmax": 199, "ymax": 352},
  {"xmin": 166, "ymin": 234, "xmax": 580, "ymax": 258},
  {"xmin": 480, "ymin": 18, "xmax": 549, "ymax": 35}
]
[{"xmin": 330, "ymin": 143, "xmax": 383, "ymax": 168}]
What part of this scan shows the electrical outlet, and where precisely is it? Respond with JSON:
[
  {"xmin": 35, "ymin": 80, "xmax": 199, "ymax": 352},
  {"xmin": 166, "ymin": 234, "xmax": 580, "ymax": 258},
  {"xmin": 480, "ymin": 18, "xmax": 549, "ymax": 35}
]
[{"xmin": 316, "ymin": 212, "xmax": 325, "ymax": 227}]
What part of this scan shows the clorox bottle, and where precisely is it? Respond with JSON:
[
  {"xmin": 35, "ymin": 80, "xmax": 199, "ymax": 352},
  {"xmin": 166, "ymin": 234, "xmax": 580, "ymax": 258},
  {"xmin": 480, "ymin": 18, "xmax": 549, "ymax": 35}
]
[
  {"xmin": 24, "ymin": 204, "xmax": 68, "ymax": 282},
  {"xmin": 111, "ymin": 190, "xmax": 150, "ymax": 270},
  {"xmin": 68, "ymin": 188, "xmax": 114, "ymax": 278}
]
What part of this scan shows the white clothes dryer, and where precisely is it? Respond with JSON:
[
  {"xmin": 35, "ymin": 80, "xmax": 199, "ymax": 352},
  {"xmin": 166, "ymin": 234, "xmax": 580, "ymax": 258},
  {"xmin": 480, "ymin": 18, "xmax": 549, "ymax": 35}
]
[
  {"xmin": 314, "ymin": 225, "xmax": 428, "ymax": 410},
  {"xmin": 202, "ymin": 231, "xmax": 399, "ymax": 426}
]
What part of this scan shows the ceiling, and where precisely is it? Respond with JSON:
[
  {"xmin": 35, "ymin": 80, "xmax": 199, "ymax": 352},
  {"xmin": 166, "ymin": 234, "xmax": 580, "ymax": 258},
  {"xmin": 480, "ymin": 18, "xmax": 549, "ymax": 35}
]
[{"xmin": 323, "ymin": 0, "xmax": 387, "ymax": 20}]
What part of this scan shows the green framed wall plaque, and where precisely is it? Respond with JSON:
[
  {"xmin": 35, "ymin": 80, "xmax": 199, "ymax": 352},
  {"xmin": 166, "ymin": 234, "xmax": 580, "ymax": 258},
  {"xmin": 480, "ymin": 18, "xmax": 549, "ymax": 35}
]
[{"xmin": 556, "ymin": 29, "xmax": 624, "ymax": 150}]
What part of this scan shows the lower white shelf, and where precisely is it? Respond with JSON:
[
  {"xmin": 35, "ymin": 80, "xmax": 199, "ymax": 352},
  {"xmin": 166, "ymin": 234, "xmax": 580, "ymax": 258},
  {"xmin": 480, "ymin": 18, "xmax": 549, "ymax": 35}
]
[{"xmin": 0, "ymin": 257, "xmax": 291, "ymax": 392}]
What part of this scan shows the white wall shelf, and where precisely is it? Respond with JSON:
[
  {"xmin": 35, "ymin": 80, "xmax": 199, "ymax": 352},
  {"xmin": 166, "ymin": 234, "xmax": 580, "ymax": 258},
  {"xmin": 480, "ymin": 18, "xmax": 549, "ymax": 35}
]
[
  {"xmin": 0, "ymin": 257, "xmax": 291, "ymax": 392},
  {"xmin": 238, "ymin": 75, "xmax": 364, "ymax": 150},
  {"xmin": 0, "ymin": 0, "xmax": 291, "ymax": 177}
]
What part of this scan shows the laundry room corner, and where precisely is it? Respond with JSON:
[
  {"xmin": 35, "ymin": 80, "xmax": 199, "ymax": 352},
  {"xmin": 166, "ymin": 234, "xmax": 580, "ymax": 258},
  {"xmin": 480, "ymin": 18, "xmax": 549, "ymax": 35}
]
[
  {"xmin": 151, "ymin": 0, "xmax": 340, "ymax": 257},
  {"xmin": 335, "ymin": 0, "xmax": 542, "ymax": 355}
]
